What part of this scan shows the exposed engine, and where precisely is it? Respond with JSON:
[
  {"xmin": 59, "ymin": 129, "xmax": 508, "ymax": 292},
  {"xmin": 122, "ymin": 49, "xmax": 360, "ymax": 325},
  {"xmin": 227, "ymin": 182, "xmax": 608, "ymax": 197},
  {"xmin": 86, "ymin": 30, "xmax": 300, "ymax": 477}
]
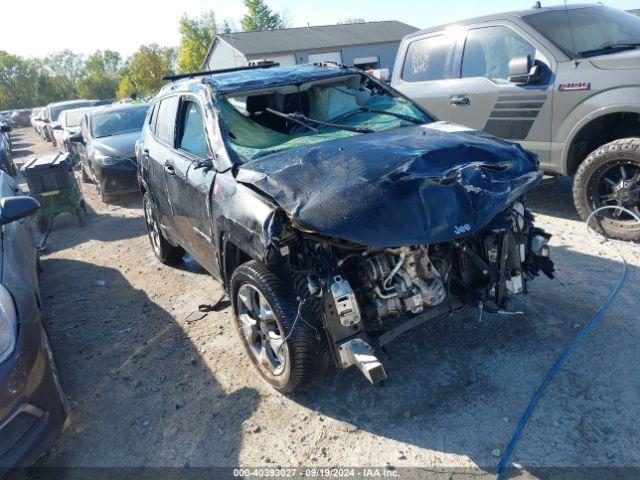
[{"xmin": 276, "ymin": 199, "xmax": 554, "ymax": 383}]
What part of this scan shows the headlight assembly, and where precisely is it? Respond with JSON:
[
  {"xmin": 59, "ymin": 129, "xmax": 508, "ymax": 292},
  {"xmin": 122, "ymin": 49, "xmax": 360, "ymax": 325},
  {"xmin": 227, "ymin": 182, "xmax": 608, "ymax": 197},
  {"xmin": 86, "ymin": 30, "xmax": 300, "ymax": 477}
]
[{"xmin": 0, "ymin": 284, "xmax": 17, "ymax": 363}]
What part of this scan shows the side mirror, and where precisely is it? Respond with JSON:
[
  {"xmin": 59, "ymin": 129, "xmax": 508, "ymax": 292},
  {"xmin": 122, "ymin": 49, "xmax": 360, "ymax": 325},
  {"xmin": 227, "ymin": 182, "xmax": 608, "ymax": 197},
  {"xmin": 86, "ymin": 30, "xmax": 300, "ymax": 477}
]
[
  {"xmin": 42, "ymin": 118, "xmax": 50, "ymax": 124},
  {"xmin": 68, "ymin": 131, "xmax": 85, "ymax": 144},
  {"xmin": 0, "ymin": 196, "xmax": 40, "ymax": 226},
  {"xmin": 508, "ymin": 55, "xmax": 542, "ymax": 85},
  {"xmin": 53, "ymin": 123, "xmax": 63, "ymax": 130},
  {"xmin": 0, "ymin": 125, "xmax": 10, "ymax": 133}
]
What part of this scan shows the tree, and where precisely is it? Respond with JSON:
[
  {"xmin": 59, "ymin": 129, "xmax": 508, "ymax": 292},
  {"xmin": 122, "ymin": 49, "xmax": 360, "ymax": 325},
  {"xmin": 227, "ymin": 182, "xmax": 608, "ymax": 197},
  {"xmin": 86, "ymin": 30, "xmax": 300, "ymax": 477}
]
[
  {"xmin": 241, "ymin": 0, "xmax": 286, "ymax": 32},
  {"xmin": 338, "ymin": 18, "xmax": 366, "ymax": 24},
  {"xmin": 76, "ymin": 50, "xmax": 122, "ymax": 99},
  {"xmin": 0, "ymin": 51, "xmax": 44, "ymax": 109},
  {"xmin": 118, "ymin": 44, "xmax": 176, "ymax": 98},
  {"xmin": 176, "ymin": 10, "xmax": 217, "ymax": 73}
]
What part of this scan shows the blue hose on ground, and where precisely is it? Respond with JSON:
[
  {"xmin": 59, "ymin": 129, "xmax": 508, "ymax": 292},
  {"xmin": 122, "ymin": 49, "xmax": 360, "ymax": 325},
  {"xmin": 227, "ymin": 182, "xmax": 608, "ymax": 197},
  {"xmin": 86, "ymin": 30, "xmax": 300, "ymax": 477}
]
[{"xmin": 496, "ymin": 205, "xmax": 640, "ymax": 479}]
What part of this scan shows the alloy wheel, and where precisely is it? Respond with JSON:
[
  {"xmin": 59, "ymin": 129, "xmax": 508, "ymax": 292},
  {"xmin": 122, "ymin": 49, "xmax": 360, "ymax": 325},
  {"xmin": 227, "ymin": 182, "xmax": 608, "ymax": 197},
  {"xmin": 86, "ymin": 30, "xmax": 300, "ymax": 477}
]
[
  {"xmin": 589, "ymin": 160, "xmax": 640, "ymax": 222},
  {"xmin": 144, "ymin": 197, "xmax": 162, "ymax": 256},
  {"xmin": 236, "ymin": 284, "xmax": 287, "ymax": 376}
]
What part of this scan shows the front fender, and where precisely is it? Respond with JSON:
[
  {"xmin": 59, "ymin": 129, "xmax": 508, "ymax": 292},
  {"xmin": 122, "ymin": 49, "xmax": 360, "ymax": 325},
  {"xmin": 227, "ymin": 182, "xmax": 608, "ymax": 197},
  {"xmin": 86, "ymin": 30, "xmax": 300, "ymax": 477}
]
[
  {"xmin": 214, "ymin": 176, "xmax": 282, "ymax": 264},
  {"xmin": 559, "ymin": 87, "xmax": 640, "ymax": 173}
]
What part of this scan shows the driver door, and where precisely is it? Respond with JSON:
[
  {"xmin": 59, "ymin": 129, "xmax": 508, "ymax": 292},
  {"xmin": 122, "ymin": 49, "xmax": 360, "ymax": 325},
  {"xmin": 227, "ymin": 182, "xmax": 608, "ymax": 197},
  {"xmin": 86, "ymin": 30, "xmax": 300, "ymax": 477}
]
[{"xmin": 447, "ymin": 23, "xmax": 555, "ymax": 167}]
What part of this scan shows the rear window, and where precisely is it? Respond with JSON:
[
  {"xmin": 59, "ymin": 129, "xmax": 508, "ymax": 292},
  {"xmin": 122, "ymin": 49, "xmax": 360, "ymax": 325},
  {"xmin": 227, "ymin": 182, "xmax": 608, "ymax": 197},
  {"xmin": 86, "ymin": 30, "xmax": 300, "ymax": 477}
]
[
  {"xmin": 401, "ymin": 35, "xmax": 452, "ymax": 82},
  {"xmin": 90, "ymin": 107, "xmax": 149, "ymax": 138}
]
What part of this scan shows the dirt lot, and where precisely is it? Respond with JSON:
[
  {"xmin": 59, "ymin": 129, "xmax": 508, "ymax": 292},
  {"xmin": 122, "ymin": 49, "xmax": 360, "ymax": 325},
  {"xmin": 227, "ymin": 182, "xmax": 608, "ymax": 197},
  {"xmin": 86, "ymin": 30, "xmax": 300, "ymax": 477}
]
[{"xmin": 10, "ymin": 127, "xmax": 640, "ymax": 477}]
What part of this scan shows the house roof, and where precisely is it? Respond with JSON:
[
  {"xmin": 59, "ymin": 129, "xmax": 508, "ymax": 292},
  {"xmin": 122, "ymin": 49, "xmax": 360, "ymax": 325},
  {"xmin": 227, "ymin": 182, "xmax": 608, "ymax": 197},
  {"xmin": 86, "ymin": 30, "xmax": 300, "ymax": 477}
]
[
  {"xmin": 628, "ymin": 9, "xmax": 640, "ymax": 16},
  {"xmin": 216, "ymin": 21, "xmax": 418, "ymax": 57}
]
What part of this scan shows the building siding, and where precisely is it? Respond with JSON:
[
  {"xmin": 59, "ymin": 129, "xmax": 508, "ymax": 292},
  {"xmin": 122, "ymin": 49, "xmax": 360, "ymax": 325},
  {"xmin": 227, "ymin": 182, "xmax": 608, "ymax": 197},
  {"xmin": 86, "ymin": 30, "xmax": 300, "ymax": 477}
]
[
  {"xmin": 207, "ymin": 39, "xmax": 248, "ymax": 70},
  {"xmin": 223, "ymin": 41, "xmax": 404, "ymax": 73}
]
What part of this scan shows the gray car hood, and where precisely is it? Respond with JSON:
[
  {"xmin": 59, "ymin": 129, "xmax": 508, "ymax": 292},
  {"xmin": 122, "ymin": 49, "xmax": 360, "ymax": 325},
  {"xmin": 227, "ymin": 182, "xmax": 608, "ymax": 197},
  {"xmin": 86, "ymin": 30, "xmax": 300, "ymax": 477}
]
[
  {"xmin": 91, "ymin": 131, "xmax": 140, "ymax": 158},
  {"xmin": 236, "ymin": 122, "xmax": 541, "ymax": 247}
]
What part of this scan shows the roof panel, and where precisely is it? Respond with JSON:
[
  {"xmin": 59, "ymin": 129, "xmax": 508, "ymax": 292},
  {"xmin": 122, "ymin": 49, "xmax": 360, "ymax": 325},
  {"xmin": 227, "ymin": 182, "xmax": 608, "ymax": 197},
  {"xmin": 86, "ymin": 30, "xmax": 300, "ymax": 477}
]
[{"xmin": 218, "ymin": 21, "xmax": 418, "ymax": 56}]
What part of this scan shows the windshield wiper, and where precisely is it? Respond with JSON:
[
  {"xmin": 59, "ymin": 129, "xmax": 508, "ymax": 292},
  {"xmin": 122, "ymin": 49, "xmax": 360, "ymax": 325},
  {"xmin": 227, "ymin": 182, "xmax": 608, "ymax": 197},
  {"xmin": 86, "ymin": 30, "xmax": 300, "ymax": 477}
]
[
  {"xmin": 265, "ymin": 108, "xmax": 318, "ymax": 133},
  {"xmin": 266, "ymin": 108, "xmax": 374, "ymax": 134},
  {"xmin": 356, "ymin": 107, "xmax": 424, "ymax": 124},
  {"xmin": 578, "ymin": 42, "xmax": 640, "ymax": 58}
]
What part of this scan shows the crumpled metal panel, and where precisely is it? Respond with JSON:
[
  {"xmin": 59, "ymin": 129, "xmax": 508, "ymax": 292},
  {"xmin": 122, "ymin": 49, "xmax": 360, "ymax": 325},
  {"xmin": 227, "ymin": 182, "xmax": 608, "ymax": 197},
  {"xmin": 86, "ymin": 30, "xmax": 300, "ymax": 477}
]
[{"xmin": 236, "ymin": 122, "xmax": 542, "ymax": 247}]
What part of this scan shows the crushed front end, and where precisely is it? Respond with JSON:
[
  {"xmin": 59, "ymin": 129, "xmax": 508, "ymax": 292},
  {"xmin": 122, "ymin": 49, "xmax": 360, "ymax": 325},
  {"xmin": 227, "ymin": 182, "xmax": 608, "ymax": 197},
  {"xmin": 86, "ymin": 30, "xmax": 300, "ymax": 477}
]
[{"xmin": 271, "ymin": 200, "xmax": 554, "ymax": 383}]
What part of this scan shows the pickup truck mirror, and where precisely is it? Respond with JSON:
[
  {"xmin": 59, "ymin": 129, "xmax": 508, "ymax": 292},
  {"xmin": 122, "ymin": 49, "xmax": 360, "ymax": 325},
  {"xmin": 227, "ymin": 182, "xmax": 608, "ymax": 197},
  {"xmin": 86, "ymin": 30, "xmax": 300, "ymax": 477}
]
[
  {"xmin": 0, "ymin": 196, "xmax": 40, "ymax": 226},
  {"xmin": 53, "ymin": 123, "xmax": 63, "ymax": 131},
  {"xmin": 41, "ymin": 118, "xmax": 50, "ymax": 124},
  {"xmin": 508, "ymin": 55, "xmax": 542, "ymax": 85},
  {"xmin": 0, "ymin": 125, "xmax": 11, "ymax": 133}
]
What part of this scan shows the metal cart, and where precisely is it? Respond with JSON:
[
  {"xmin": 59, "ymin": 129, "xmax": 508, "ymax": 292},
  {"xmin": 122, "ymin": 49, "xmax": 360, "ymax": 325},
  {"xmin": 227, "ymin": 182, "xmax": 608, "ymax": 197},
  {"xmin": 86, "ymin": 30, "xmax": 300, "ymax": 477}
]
[{"xmin": 21, "ymin": 153, "xmax": 87, "ymax": 247}]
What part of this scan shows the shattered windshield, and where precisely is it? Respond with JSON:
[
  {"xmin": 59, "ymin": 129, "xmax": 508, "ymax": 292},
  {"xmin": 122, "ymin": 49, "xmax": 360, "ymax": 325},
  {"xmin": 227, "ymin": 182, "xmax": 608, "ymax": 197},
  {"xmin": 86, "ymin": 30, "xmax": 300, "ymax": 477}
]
[{"xmin": 219, "ymin": 73, "xmax": 431, "ymax": 162}]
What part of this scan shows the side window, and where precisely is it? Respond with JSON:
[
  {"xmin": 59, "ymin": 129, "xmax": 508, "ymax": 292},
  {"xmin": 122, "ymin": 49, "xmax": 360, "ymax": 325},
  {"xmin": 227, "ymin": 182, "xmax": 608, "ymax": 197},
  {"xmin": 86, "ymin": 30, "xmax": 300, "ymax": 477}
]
[
  {"xmin": 177, "ymin": 100, "xmax": 210, "ymax": 159},
  {"xmin": 148, "ymin": 102, "xmax": 159, "ymax": 135},
  {"xmin": 155, "ymin": 96, "xmax": 180, "ymax": 145},
  {"xmin": 461, "ymin": 26, "xmax": 537, "ymax": 83},
  {"xmin": 402, "ymin": 35, "xmax": 451, "ymax": 82}
]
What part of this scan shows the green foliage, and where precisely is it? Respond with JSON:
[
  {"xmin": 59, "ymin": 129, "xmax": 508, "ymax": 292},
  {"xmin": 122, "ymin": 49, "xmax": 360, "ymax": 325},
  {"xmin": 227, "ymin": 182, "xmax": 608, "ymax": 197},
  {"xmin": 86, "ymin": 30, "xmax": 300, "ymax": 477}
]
[
  {"xmin": 118, "ymin": 44, "xmax": 176, "ymax": 98},
  {"xmin": 241, "ymin": 0, "xmax": 286, "ymax": 32},
  {"xmin": 76, "ymin": 50, "xmax": 122, "ymax": 99},
  {"xmin": 176, "ymin": 10, "xmax": 217, "ymax": 73},
  {"xmin": 0, "ymin": 51, "xmax": 45, "ymax": 109}
]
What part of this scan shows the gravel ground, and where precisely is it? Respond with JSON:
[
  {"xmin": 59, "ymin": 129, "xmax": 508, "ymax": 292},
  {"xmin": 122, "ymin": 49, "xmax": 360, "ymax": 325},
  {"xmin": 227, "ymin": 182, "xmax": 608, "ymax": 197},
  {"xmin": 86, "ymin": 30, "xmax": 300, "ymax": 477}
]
[{"xmin": 10, "ymin": 127, "xmax": 640, "ymax": 478}]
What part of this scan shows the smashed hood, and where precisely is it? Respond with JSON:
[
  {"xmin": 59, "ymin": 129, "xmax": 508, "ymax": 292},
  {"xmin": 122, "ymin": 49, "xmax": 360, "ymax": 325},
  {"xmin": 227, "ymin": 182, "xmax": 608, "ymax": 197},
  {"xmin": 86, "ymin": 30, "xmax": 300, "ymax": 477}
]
[{"xmin": 236, "ymin": 122, "xmax": 542, "ymax": 247}]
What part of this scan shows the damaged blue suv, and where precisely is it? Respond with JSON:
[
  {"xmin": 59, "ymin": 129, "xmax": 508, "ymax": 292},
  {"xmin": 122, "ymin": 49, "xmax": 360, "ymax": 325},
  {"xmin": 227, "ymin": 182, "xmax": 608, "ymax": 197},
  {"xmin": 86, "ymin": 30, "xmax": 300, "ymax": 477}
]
[{"xmin": 137, "ymin": 63, "xmax": 554, "ymax": 392}]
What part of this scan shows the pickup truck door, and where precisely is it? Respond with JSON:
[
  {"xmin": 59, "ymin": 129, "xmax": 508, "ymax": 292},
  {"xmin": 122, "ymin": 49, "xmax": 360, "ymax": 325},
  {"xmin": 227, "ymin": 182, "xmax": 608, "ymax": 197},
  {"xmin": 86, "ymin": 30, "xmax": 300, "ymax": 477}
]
[
  {"xmin": 391, "ymin": 32, "xmax": 458, "ymax": 121},
  {"xmin": 165, "ymin": 96, "xmax": 218, "ymax": 275},
  {"xmin": 447, "ymin": 23, "xmax": 555, "ymax": 167}
]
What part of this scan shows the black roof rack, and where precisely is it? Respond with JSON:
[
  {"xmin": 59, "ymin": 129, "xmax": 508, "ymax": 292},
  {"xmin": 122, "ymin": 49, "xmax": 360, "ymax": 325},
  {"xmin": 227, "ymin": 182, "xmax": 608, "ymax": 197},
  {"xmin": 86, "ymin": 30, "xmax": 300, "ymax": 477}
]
[{"xmin": 162, "ymin": 62, "xmax": 280, "ymax": 82}]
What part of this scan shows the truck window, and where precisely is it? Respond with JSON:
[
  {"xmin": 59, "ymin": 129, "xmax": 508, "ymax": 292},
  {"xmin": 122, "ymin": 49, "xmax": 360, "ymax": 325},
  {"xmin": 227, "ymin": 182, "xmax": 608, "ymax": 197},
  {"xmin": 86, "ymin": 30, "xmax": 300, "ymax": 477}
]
[
  {"xmin": 523, "ymin": 6, "xmax": 640, "ymax": 58},
  {"xmin": 461, "ymin": 26, "xmax": 537, "ymax": 83},
  {"xmin": 401, "ymin": 35, "xmax": 451, "ymax": 82},
  {"xmin": 177, "ymin": 100, "xmax": 210, "ymax": 159}
]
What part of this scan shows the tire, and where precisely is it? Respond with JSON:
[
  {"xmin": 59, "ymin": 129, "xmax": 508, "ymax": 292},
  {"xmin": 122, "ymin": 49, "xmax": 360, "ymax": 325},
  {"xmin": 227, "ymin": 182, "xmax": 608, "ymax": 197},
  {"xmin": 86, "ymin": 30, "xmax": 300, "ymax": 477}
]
[
  {"xmin": 81, "ymin": 164, "xmax": 91, "ymax": 183},
  {"xmin": 75, "ymin": 202, "xmax": 87, "ymax": 226},
  {"xmin": 143, "ymin": 192, "xmax": 184, "ymax": 264},
  {"xmin": 573, "ymin": 138, "xmax": 640, "ymax": 242},
  {"xmin": 36, "ymin": 215, "xmax": 50, "ymax": 234},
  {"xmin": 231, "ymin": 260, "xmax": 319, "ymax": 392}
]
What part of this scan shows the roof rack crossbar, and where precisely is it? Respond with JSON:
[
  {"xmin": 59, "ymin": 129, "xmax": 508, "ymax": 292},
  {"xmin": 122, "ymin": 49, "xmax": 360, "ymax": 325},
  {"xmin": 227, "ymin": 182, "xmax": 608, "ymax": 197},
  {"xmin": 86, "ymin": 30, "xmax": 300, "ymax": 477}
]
[{"xmin": 162, "ymin": 62, "xmax": 280, "ymax": 82}]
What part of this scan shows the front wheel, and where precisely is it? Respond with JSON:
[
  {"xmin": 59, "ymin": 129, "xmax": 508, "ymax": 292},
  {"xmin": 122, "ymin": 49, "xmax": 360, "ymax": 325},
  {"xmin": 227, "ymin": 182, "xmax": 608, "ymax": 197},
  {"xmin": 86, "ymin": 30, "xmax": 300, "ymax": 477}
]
[
  {"xmin": 573, "ymin": 138, "xmax": 640, "ymax": 241},
  {"xmin": 143, "ymin": 192, "xmax": 184, "ymax": 264},
  {"xmin": 231, "ymin": 261, "xmax": 319, "ymax": 392}
]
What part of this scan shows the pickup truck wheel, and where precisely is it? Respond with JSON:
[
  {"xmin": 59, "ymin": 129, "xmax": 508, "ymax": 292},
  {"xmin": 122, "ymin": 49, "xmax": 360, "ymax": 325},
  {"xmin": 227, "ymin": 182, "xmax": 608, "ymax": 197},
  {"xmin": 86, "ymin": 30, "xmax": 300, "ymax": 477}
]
[
  {"xmin": 231, "ymin": 261, "xmax": 317, "ymax": 392},
  {"xmin": 573, "ymin": 138, "xmax": 640, "ymax": 241},
  {"xmin": 143, "ymin": 192, "xmax": 184, "ymax": 264}
]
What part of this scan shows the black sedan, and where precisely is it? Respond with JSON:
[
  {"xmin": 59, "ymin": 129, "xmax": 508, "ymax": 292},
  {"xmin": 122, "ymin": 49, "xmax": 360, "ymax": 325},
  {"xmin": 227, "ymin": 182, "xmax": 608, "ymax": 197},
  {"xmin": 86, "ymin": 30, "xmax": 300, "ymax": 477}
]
[
  {"xmin": 0, "ymin": 171, "xmax": 67, "ymax": 473},
  {"xmin": 71, "ymin": 104, "xmax": 148, "ymax": 203}
]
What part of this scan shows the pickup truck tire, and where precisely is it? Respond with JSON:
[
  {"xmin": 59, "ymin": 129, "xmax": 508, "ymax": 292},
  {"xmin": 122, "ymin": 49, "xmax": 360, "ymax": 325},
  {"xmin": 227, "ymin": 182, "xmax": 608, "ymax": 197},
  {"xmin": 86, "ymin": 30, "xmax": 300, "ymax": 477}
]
[
  {"xmin": 231, "ymin": 260, "xmax": 318, "ymax": 392},
  {"xmin": 143, "ymin": 192, "xmax": 184, "ymax": 264},
  {"xmin": 573, "ymin": 138, "xmax": 640, "ymax": 242}
]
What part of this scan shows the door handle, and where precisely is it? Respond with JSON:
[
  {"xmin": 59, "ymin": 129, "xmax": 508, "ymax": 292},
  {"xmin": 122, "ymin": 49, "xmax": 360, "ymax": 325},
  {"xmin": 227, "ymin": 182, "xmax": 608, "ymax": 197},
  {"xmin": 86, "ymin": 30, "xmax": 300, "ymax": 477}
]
[
  {"xmin": 450, "ymin": 94, "xmax": 470, "ymax": 106},
  {"xmin": 142, "ymin": 149, "xmax": 149, "ymax": 158},
  {"xmin": 164, "ymin": 161, "xmax": 176, "ymax": 175}
]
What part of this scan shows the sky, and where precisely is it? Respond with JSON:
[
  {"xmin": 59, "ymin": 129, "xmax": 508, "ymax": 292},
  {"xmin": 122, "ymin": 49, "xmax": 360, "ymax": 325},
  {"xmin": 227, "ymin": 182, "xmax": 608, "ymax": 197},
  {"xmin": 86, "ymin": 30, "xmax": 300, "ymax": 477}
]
[{"xmin": 1, "ymin": 0, "xmax": 639, "ymax": 58}]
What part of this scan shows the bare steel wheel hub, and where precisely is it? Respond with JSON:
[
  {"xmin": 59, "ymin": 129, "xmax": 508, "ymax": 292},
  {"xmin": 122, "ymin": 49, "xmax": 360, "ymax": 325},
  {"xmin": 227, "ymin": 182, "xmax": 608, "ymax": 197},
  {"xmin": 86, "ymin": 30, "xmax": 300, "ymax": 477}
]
[{"xmin": 236, "ymin": 284, "xmax": 287, "ymax": 376}]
